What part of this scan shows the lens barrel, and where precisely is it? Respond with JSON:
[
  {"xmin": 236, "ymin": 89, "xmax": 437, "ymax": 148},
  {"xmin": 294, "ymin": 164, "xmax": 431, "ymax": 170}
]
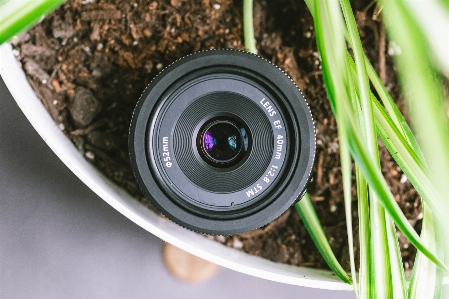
[{"xmin": 129, "ymin": 49, "xmax": 315, "ymax": 235}]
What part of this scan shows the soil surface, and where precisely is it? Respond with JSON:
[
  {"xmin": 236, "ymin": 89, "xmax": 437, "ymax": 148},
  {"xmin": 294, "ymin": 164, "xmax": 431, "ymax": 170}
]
[{"xmin": 13, "ymin": 0, "xmax": 421, "ymax": 272}]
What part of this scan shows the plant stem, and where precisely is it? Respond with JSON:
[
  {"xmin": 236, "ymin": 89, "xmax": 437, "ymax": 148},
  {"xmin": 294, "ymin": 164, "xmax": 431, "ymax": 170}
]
[{"xmin": 243, "ymin": 0, "xmax": 257, "ymax": 54}]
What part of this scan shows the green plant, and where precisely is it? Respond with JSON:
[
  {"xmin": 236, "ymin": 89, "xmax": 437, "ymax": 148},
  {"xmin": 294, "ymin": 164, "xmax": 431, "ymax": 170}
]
[
  {"xmin": 243, "ymin": 0, "xmax": 449, "ymax": 297},
  {"xmin": 2, "ymin": 0, "xmax": 448, "ymax": 297}
]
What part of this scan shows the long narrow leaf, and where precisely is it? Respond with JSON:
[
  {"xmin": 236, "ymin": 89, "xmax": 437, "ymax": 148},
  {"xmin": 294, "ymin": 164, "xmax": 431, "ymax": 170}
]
[
  {"xmin": 356, "ymin": 166, "xmax": 370, "ymax": 299},
  {"xmin": 340, "ymin": 1, "xmax": 395, "ymax": 297},
  {"xmin": 339, "ymin": 0, "xmax": 373, "ymax": 148},
  {"xmin": 407, "ymin": 205, "xmax": 444, "ymax": 299},
  {"xmin": 344, "ymin": 64, "xmax": 359, "ymax": 298},
  {"xmin": 369, "ymin": 197, "xmax": 392, "ymax": 299},
  {"xmin": 295, "ymin": 196, "xmax": 352, "ymax": 284},
  {"xmin": 364, "ymin": 61, "xmax": 424, "ymax": 161},
  {"xmin": 385, "ymin": 212, "xmax": 407, "ymax": 298}
]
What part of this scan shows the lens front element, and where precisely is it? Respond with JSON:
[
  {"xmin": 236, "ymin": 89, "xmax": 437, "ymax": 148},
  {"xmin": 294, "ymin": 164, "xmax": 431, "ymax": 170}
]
[{"xmin": 198, "ymin": 117, "xmax": 249, "ymax": 168}]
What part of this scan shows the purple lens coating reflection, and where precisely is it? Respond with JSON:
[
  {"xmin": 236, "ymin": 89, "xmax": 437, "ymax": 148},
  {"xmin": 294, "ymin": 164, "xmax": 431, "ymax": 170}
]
[{"xmin": 203, "ymin": 131, "xmax": 215, "ymax": 151}]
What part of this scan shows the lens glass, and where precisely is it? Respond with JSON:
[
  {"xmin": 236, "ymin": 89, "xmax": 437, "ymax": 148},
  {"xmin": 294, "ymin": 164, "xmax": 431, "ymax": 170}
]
[{"xmin": 198, "ymin": 118, "xmax": 249, "ymax": 168}]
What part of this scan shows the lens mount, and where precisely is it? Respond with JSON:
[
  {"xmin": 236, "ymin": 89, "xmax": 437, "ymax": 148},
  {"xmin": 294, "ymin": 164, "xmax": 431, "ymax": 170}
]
[{"xmin": 129, "ymin": 49, "xmax": 316, "ymax": 235}]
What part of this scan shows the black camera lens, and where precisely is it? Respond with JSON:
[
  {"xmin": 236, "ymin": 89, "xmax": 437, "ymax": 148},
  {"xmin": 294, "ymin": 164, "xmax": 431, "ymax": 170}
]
[
  {"xmin": 197, "ymin": 117, "xmax": 250, "ymax": 168},
  {"xmin": 129, "ymin": 49, "xmax": 316, "ymax": 235}
]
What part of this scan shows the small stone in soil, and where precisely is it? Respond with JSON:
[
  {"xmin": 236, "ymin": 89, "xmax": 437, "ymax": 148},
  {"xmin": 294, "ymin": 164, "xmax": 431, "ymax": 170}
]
[
  {"xmin": 400, "ymin": 174, "xmax": 408, "ymax": 183},
  {"xmin": 144, "ymin": 62, "xmax": 154, "ymax": 73},
  {"xmin": 215, "ymin": 235, "xmax": 226, "ymax": 243},
  {"xmin": 85, "ymin": 151, "xmax": 95, "ymax": 160},
  {"xmin": 232, "ymin": 238, "xmax": 243, "ymax": 249},
  {"xmin": 69, "ymin": 87, "xmax": 102, "ymax": 127}
]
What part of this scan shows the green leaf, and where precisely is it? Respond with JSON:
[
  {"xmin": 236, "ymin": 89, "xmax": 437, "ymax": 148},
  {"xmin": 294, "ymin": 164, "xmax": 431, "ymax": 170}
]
[
  {"xmin": 339, "ymin": 0, "xmax": 373, "ymax": 148},
  {"xmin": 385, "ymin": 213, "xmax": 407, "ymax": 298},
  {"xmin": 356, "ymin": 167, "xmax": 370, "ymax": 299},
  {"xmin": 344, "ymin": 63, "xmax": 360, "ymax": 299},
  {"xmin": 0, "ymin": 0, "xmax": 65, "ymax": 44},
  {"xmin": 364, "ymin": 61, "xmax": 424, "ymax": 163},
  {"xmin": 368, "ymin": 196, "xmax": 393, "ymax": 299},
  {"xmin": 295, "ymin": 195, "xmax": 352, "ymax": 284},
  {"xmin": 407, "ymin": 205, "xmax": 443, "ymax": 299}
]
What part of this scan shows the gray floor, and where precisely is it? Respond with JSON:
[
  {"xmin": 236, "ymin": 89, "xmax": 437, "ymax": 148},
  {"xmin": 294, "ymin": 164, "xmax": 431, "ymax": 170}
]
[{"xmin": 0, "ymin": 76, "xmax": 445, "ymax": 299}]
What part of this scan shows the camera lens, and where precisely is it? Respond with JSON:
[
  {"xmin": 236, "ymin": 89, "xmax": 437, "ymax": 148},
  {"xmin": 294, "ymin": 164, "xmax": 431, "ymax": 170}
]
[
  {"xmin": 197, "ymin": 117, "xmax": 249, "ymax": 168},
  {"xmin": 129, "ymin": 49, "xmax": 316, "ymax": 235}
]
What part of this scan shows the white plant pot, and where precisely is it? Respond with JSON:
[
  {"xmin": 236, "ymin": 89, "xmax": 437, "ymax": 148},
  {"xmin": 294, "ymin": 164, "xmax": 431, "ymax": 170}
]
[{"xmin": 1, "ymin": 42, "xmax": 447, "ymax": 290}]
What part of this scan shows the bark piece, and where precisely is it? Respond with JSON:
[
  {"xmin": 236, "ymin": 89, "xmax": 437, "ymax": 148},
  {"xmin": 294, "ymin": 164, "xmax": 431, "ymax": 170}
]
[
  {"xmin": 23, "ymin": 59, "xmax": 49, "ymax": 82},
  {"xmin": 81, "ymin": 10, "xmax": 122, "ymax": 21}
]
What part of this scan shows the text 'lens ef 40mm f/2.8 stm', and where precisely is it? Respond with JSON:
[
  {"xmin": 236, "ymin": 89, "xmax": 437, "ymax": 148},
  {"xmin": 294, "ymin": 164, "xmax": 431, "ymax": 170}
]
[{"xmin": 129, "ymin": 49, "xmax": 316, "ymax": 235}]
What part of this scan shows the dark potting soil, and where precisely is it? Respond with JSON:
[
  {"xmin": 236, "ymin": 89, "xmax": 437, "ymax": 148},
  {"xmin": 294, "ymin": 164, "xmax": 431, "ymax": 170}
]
[{"xmin": 13, "ymin": 0, "xmax": 421, "ymax": 272}]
